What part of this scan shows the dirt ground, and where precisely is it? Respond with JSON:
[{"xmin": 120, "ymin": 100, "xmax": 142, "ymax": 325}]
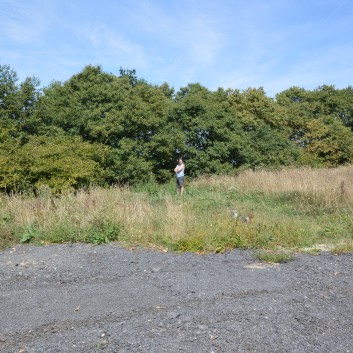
[{"xmin": 0, "ymin": 244, "xmax": 352, "ymax": 353}]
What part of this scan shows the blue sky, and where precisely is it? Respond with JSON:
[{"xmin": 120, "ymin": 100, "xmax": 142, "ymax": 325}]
[{"xmin": 1, "ymin": 0, "xmax": 352, "ymax": 97}]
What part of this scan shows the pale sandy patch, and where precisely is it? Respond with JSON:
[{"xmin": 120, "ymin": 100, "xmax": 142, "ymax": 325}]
[
  {"xmin": 244, "ymin": 262, "xmax": 280, "ymax": 269},
  {"xmin": 302, "ymin": 244, "xmax": 335, "ymax": 252}
]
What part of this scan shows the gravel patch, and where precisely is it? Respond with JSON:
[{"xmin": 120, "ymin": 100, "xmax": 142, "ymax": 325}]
[{"xmin": 0, "ymin": 244, "xmax": 352, "ymax": 353}]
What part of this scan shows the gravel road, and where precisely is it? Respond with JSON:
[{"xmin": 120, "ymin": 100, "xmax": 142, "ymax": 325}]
[{"xmin": 0, "ymin": 244, "xmax": 352, "ymax": 353}]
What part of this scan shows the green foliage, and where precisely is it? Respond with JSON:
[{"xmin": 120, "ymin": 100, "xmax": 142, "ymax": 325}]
[
  {"xmin": 2, "ymin": 63, "xmax": 353, "ymax": 192},
  {"xmin": 87, "ymin": 221, "xmax": 121, "ymax": 245},
  {"xmin": 20, "ymin": 225, "xmax": 37, "ymax": 244},
  {"xmin": 172, "ymin": 84, "xmax": 299, "ymax": 175},
  {"xmin": 0, "ymin": 212, "xmax": 16, "ymax": 249},
  {"xmin": 332, "ymin": 243, "xmax": 353, "ymax": 255},
  {"xmin": 0, "ymin": 64, "xmax": 40, "ymax": 139},
  {"xmin": 276, "ymin": 85, "xmax": 353, "ymax": 166},
  {"xmin": 253, "ymin": 250, "xmax": 295, "ymax": 263},
  {"xmin": 0, "ymin": 64, "xmax": 19, "ymax": 117},
  {"xmin": 0, "ymin": 135, "xmax": 112, "ymax": 193},
  {"xmin": 31, "ymin": 65, "xmax": 176, "ymax": 183},
  {"xmin": 299, "ymin": 116, "xmax": 353, "ymax": 166},
  {"xmin": 168, "ymin": 236, "xmax": 205, "ymax": 252},
  {"xmin": 1, "ymin": 167, "xmax": 353, "ymax": 252}
]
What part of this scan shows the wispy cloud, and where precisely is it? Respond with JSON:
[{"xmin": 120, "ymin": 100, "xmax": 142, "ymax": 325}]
[
  {"xmin": 218, "ymin": 38, "xmax": 353, "ymax": 97},
  {"xmin": 0, "ymin": 0, "xmax": 56, "ymax": 44},
  {"xmin": 1, "ymin": 0, "xmax": 352, "ymax": 93},
  {"xmin": 78, "ymin": 23, "xmax": 148, "ymax": 68},
  {"xmin": 123, "ymin": 0, "xmax": 225, "ymax": 82}
]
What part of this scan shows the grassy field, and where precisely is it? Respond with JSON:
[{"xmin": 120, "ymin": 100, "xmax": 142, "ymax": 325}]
[{"xmin": 1, "ymin": 166, "xmax": 353, "ymax": 255}]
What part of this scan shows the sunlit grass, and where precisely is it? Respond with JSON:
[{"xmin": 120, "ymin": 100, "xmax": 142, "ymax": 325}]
[
  {"xmin": 1, "ymin": 165, "xmax": 353, "ymax": 253},
  {"xmin": 253, "ymin": 250, "xmax": 295, "ymax": 263}
]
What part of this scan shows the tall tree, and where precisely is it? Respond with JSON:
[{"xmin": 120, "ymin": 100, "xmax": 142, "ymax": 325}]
[
  {"xmin": 0, "ymin": 135, "xmax": 112, "ymax": 193},
  {"xmin": 0, "ymin": 64, "xmax": 40, "ymax": 141},
  {"xmin": 32, "ymin": 65, "xmax": 177, "ymax": 183},
  {"xmin": 276, "ymin": 85, "xmax": 353, "ymax": 166}
]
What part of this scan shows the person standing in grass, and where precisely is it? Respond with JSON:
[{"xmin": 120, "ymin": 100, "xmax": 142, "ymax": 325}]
[{"xmin": 174, "ymin": 157, "xmax": 185, "ymax": 195}]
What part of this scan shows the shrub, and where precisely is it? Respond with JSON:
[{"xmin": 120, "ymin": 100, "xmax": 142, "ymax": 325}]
[{"xmin": 254, "ymin": 250, "xmax": 295, "ymax": 263}]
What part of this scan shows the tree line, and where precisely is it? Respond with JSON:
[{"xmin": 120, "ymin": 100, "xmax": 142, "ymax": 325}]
[{"xmin": 1, "ymin": 64, "xmax": 353, "ymax": 193}]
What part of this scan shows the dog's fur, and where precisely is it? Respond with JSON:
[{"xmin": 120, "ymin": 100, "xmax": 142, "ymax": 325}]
[{"xmin": 231, "ymin": 209, "xmax": 253, "ymax": 223}]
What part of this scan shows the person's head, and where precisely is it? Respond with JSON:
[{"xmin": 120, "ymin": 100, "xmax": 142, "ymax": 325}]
[{"xmin": 178, "ymin": 157, "xmax": 183, "ymax": 164}]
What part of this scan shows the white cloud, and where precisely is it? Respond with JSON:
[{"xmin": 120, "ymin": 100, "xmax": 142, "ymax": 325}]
[
  {"xmin": 78, "ymin": 23, "xmax": 148, "ymax": 69},
  {"xmin": 1, "ymin": 0, "xmax": 352, "ymax": 93},
  {"xmin": 124, "ymin": 0, "xmax": 225, "ymax": 74},
  {"xmin": 217, "ymin": 38, "xmax": 353, "ymax": 98},
  {"xmin": 0, "ymin": 0, "xmax": 56, "ymax": 44}
]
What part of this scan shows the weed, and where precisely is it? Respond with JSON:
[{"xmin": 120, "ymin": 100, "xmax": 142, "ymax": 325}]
[
  {"xmin": 42, "ymin": 223, "xmax": 80, "ymax": 244},
  {"xmin": 87, "ymin": 222, "xmax": 121, "ymax": 245},
  {"xmin": 332, "ymin": 243, "xmax": 353, "ymax": 255},
  {"xmin": 20, "ymin": 225, "xmax": 37, "ymax": 244},
  {"xmin": 2, "ymin": 213, "xmax": 12, "ymax": 223},
  {"xmin": 0, "ymin": 225, "xmax": 15, "ymax": 249},
  {"xmin": 168, "ymin": 236, "xmax": 205, "ymax": 252},
  {"xmin": 2, "ymin": 166, "xmax": 353, "ymax": 253},
  {"xmin": 95, "ymin": 340, "xmax": 107, "ymax": 350},
  {"xmin": 301, "ymin": 248, "xmax": 321, "ymax": 255},
  {"xmin": 254, "ymin": 250, "xmax": 295, "ymax": 263},
  {"xmin": 0, "ymin": 211, "xmax": 17, "ymax": 248}
]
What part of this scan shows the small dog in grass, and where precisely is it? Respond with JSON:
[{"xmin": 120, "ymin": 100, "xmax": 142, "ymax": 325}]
[{"xmin": 231, "ymin": 209, "xmax": 253, "ymax": 223}]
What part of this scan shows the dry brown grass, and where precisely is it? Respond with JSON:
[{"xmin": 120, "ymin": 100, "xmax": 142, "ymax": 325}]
[
  {"xmin": 1, "ymin": 165, "xmax": 353, "ymax": 251},
  {"xmin": 0, "ymin": 186, "xmax": 197, "ymax": 247},
  {"xmin": 192, "ymin": 165, "xmax": 353, "ymax": 208}
]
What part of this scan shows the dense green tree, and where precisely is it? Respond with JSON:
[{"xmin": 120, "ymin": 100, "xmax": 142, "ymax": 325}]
[
  {"xmin": 230, "ymin": 87, "xmax": 287, "ymax": 129},
  {"xmin": 31, "ymin": 65, "xmax": 179, "ymax": 182},
  {"xmin": 2, "ymin": 63, "xmax": 353, "ymax": 192},
  {"xmin": 171, "ymin": 84, "xmax": 298, "ymax": 175},
  {"xmin": 0, "ymin": 64, "xmax": 18, "ymax": 116},
  {"xmin": 171, "ymin": 84, "xmax": 235, "ymax": 176},
  {"xmin": 276, "ymin": 85, "xmax": 353, "ymax": 165},
  {"xmin": 0, "ymin": 135, "xmax": 111, "ymax": 193},
  {"xmin": 0, "ymin": 65, "xmax": 41, "ymax": 141},
  {"xmin": 328, "ymin": 86, "xmax": 353, "ymax": 128},
  {"xmin": 226, "ymin": 88, "xmax": 298, "ymax": 169},
  {"xmin": 276, "ymin": 85, "xmax": 353, "ymax": 129},
  {"xmin": 298, "ymin": 116, "xmax": 353, "ymax": 167}
]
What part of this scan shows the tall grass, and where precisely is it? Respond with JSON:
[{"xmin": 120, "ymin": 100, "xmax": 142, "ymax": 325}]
[
  {"xmin": 1, "ymin": 166, "xmax": 353, "ymax": 252},
  {"xmin": 195, "ymin": 166, "xmax": 353, "ymax": 208}
]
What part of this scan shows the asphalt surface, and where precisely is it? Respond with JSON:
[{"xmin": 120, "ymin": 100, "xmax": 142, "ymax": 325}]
[{"xmin": 0, "ymin": 244, "xmax": 352, "ymax": 353}]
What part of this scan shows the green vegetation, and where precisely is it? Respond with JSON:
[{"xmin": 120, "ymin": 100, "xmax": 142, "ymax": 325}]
[
  {"xmin": 1, "ymin": 63, "xmax": 353, "ymax": 254},
  {"xmin": 332, "ymin": 243, "xmax": 353, "ymax": 255},
  {"xmin": 1, "ymin": 64, "xmax": 353, "ymax": 194},
  {"xmin": 253, "ymin": 250, "xmax": 295, "ymax": 264},
  {"xmin": 1, "ymin": 167, "xmax": 353, "ymax": 254}
]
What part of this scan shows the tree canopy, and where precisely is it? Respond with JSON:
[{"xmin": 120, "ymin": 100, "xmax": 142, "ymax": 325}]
[{"xmin": 1, "ymin": 64, "xmax": 353, "ymax": 193}]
